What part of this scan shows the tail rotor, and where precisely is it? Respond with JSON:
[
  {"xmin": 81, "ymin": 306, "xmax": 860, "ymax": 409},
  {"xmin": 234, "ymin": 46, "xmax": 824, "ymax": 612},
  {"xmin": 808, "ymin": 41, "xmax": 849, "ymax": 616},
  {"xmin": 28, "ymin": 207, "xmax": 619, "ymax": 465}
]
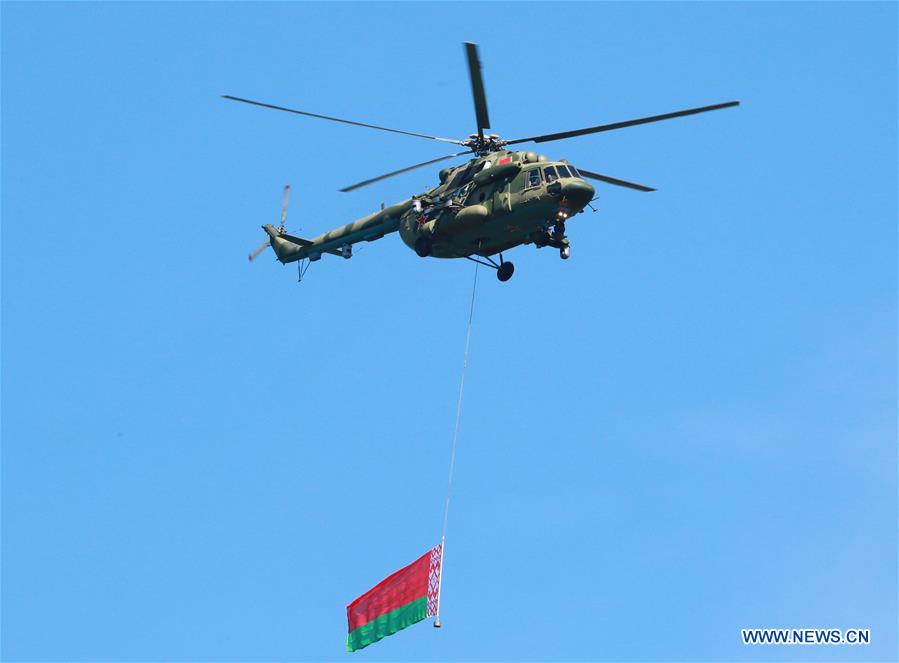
[{"xmin": 248, "ymin": 185, "xmax": 291, "ymax": 262}]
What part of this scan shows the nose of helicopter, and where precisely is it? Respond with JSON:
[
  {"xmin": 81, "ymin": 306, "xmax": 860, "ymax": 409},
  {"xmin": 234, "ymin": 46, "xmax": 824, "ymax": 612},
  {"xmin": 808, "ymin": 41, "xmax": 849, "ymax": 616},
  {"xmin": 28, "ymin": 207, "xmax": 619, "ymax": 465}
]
[{"xmin": 560, "ymin": 178, "xmax": 595, "ymax": 209}]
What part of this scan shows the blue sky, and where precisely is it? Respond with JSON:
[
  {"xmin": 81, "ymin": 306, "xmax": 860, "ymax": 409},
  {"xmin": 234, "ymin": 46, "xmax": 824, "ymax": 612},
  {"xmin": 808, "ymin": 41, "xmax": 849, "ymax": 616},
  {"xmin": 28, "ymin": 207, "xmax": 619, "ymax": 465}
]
[{"xmin": 2, "ymin": 2, "xmax": 896, "ymax": 661}]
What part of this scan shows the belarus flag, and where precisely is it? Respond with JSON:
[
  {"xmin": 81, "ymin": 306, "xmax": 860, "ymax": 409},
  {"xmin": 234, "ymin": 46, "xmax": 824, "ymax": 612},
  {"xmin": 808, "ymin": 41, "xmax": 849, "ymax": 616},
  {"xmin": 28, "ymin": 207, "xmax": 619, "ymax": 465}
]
[{"xmin": 346, "ymin": 544, "xmax": 443, "ymax": 651}]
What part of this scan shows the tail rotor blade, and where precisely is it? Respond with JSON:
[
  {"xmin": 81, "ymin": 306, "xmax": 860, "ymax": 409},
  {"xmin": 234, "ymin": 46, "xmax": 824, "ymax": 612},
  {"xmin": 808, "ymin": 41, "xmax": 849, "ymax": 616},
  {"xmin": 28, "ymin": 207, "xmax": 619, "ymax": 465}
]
[
  {"xmin": 248, "ymin": 238, "xmax": 271, "ymax": 262},
  {"xmin": 280, "ymin": 184, "xmax": 291, "ymax": 231}
]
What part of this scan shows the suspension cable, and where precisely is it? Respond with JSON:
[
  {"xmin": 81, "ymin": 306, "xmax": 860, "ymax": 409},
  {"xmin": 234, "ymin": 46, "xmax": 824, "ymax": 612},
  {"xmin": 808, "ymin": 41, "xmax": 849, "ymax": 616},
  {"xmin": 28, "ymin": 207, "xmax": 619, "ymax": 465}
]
[{"xmin": 435, "ymin": 262, "xmax": 479, "ymax": 624}]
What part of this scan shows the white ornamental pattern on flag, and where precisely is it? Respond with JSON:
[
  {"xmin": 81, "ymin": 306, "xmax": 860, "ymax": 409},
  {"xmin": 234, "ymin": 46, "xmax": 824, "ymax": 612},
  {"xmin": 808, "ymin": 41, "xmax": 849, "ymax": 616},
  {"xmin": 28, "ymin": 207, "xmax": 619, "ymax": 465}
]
[{"xmin": 427, "ymin": 544, "xmax": 442, "ymax": 616}]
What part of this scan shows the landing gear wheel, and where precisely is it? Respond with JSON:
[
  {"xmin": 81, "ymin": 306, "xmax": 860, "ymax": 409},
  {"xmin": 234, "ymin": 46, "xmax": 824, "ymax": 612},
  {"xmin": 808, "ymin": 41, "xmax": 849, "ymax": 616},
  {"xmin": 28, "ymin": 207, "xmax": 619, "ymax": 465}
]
[
  {"xmin": 560, "ymin": 245, "xmax": 570, "ymax": 260},
  {"xmin": 414, "ymin": 236, "xmax": 432, "ymax": 258},
  {"xmin": 497, "ymin": 261, "xmax": 515, "ymax": 282}
]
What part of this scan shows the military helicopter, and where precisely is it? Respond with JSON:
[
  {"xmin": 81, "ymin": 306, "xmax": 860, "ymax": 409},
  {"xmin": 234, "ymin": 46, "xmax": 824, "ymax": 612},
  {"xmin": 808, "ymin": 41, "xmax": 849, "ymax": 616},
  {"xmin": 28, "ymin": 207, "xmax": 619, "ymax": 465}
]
[{"xmin": 226, "ymin": 43, "xmax": 738, "ymax": 282}]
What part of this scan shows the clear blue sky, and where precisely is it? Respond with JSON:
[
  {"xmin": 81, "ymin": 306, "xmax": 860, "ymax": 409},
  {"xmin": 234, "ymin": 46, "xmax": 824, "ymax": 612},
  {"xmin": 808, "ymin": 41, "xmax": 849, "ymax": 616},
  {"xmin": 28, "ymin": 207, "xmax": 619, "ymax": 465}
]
[{"xmin": 2, "ymin": 2, "xmax": 896, "ymax": 661}]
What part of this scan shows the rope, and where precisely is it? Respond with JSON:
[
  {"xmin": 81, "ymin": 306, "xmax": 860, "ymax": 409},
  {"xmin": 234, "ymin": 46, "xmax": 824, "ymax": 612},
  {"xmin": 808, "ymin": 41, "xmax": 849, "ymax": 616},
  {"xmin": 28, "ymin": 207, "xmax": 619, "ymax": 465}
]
[
  {"xmin": 435, "ymin": 262, "xmax": 479, "ymax": 624},
  {"xmin": 441, "ymin": 261, "xmax": 479, "ymax": 541}
]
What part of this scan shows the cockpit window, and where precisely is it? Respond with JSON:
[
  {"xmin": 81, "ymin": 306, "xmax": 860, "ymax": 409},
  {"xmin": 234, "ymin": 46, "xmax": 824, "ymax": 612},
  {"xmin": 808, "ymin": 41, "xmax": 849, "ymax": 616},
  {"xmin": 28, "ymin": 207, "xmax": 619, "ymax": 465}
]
[
  {"xmin": 556, "ymin": 165, "xmax": 571, "ymax": 178},
  {"xmin": 525, "ymin": 168, "xmax": 542, "ymax": 189},
  {"xmin": 480, "ymin": 160, "xmax": 492, "ymax": 171},
  {"xmin": 544, "ymin": 166, "xmax": 558, "ymax": 183},
  {"xmin": 568, "ymin": 165, "xmax": 580, "ymax": 178},
  {"xmin": 447, "ymin": 162, "xmax": 477, "ymax": 189}
]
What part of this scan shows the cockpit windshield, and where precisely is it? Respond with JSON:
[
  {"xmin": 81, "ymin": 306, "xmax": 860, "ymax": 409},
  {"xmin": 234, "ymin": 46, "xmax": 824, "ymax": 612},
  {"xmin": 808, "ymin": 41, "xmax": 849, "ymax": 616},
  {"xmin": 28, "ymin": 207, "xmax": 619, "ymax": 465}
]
[
  {"xmin": 568, "ymin": 165, "xmax": 580, "ymax": 178},
  {"xmin": 446, "ymin": 162, "xmax": 477, "ymax": 190},
  {"xmin": 555, "ymin": 165, "xmax": 572, "ymax": 178}
]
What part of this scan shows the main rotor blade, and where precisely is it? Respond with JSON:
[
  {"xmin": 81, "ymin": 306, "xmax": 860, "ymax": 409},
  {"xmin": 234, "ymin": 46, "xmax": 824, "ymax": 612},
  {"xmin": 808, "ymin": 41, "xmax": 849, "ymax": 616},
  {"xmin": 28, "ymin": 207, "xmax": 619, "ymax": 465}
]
[
  {"xmin": 577, "ymin": 168, "xmax": 656, "ymax": 192},
  {"xmin": 464, "ymin": 42, "xmax": 491, "ymax": 139},
  {"xmin": 339, "ymin": 151, "xmax": 469, "ymax": 193},
  {"xmin": 506, "ymin": 100, "xmax": 740, "ymax": 145},
  {"xmin": 222, "ymin": 95, "xmax": 465, "ymax": 145}
]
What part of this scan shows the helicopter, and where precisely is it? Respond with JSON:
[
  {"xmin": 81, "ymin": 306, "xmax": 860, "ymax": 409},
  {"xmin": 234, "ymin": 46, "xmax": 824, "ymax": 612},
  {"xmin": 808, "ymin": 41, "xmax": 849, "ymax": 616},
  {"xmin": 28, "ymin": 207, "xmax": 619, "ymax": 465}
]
[{"xmin": 226, "ymin": 43, "xmax": 738, "ymax": 282}]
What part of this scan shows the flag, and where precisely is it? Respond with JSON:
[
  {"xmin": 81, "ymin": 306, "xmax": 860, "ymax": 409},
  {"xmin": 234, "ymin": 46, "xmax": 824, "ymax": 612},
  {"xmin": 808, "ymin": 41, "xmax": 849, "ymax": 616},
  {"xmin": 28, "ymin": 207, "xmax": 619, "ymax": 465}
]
[{"xmin": 346, "ymin": 543, "xmax": 442, "ymax": 652}]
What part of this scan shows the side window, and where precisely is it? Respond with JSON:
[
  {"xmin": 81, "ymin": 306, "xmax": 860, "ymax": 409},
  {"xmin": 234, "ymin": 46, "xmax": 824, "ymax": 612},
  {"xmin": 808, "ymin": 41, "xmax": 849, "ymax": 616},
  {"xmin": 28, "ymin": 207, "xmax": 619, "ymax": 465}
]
[
  {"xmin": 544, "ymin": 166, "xmax": 558, "ymax": 183},
  {"xmin": 556, "ymin": 165, "xmax": 571, "ymax": 178},
  {"xmin": 525, "ymin": 168, "xmax": 542, "ymax": 189}
]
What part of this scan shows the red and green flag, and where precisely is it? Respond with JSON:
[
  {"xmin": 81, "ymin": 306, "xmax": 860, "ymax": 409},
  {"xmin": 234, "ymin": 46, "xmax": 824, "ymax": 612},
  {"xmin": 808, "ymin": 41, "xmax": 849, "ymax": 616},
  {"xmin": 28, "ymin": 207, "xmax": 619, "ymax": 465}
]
[{"xmin": 346, "ymin": 543, "xmax": 443, "ymax": 652}]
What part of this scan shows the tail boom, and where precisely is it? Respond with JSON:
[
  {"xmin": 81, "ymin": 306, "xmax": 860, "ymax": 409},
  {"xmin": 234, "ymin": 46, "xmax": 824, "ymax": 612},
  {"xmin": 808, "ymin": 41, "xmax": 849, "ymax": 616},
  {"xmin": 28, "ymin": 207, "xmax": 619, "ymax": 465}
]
[{"xmin": 262, "ymin": 199, "xmax": 412, "ymax": 264}]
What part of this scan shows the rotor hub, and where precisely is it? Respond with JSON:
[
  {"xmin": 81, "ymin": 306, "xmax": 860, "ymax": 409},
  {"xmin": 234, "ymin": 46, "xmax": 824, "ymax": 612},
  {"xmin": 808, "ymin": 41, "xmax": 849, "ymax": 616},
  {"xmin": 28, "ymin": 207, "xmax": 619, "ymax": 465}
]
[{"xmin": 465, "ymin": 134, "xmax": 507, "ymax": 156}]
